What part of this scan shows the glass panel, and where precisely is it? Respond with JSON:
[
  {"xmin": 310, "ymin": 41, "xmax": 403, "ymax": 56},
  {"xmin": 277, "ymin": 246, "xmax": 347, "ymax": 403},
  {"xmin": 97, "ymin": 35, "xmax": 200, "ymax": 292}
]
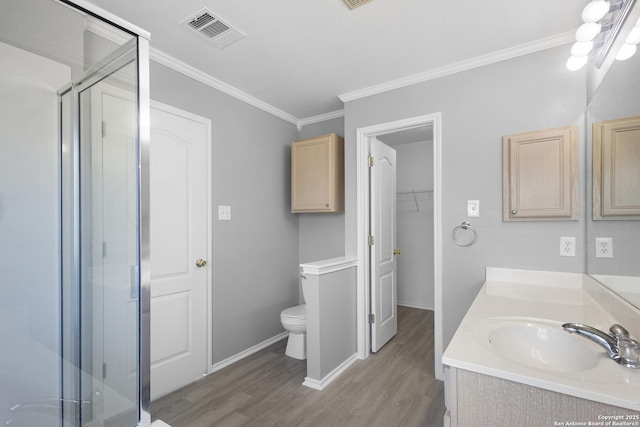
[
  {"xmin": 1, "ymin": 1, "xmax": 144, "ymax": 426},
  {"xmin": 0, "ymin": 38, "xmax": 69, "ymax": 427},
  {"xmin": 77, "ymin": 50, "xmax": 139, "ymax": 427}
]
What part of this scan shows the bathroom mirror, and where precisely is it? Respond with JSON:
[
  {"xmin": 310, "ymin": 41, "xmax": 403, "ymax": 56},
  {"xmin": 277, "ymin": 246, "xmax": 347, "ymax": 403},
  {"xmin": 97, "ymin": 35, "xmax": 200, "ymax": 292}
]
[{"xmin": 586, "ymin": 28, "xmax": 640, "ymax": 310}]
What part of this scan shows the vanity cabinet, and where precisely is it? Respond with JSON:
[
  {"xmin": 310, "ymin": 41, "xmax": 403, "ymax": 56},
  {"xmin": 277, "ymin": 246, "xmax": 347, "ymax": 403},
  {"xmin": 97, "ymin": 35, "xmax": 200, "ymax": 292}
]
[
  {"xmin": 502, "ymin": 125, "xmax": 579, "ymax": 221},
  {"xmin": 291, "ymin": 133, "xmax": 344, "ymax": 213},
  {"xmin": 445, "ymin": 367, "xmax": 640, "ymax": 427},
  {"xmin": 593, "ymin": 115, "xmax": 640, "ymax": 220}
]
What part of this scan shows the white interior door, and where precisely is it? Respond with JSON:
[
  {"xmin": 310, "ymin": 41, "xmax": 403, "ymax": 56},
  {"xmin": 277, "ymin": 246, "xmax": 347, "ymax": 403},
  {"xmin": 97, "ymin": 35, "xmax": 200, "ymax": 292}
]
[
  {"xmin": 370, "ymin": 138, "xmax": 398, "ymax": 352},
  {"xmin": 150, "ymin": 103, "xmax": 210, "ymax": 400}
]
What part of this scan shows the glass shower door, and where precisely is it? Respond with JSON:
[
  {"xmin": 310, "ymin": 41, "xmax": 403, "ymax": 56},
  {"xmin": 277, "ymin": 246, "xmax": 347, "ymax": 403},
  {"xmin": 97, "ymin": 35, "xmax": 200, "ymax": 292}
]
[{"xmin": 61, "ymin": 39, "xmax": 141, "ymax": 427}]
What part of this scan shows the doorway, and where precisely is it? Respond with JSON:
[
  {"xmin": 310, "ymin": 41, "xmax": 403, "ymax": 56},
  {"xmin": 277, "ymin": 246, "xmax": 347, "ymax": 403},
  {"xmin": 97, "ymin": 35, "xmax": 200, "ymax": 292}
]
[
  {"xmin": 377, "ymin": 127, "xmax": 435, "ymax": 311},
  {"xmin": 355, "ymin": 113, "xmax": 444, "ymax": 379}
]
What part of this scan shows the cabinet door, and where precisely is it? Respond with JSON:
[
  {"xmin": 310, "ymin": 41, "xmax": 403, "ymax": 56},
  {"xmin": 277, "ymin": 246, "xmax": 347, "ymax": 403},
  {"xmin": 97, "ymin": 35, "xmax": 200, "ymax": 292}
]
[
  {"xmin": 291, "ymin": 134, "xmax": 344, "ymax": 213},
  {"xmin": 503, "ymin": 125, "xmax": 578, "ymax": 221},
  {"xmin": 593, "ymin": 116, "xmax": 640, "ymax": 220}
]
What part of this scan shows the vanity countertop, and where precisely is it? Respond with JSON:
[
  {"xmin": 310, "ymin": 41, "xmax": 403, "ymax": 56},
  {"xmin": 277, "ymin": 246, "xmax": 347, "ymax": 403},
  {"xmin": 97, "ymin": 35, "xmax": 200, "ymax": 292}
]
[{"xmin": 442, "ymin": 267, "xmax": 640, "ymax": 411}]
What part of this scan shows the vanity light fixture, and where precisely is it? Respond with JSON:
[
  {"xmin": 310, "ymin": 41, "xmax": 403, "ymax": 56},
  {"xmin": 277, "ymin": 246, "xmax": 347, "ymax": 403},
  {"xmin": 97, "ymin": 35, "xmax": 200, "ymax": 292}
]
[
  {"xmin": 582, "ymin": 0, "xmax": 611, "ymax": 22},
  {"xmin": 616, "ymin": 16, "xmax": 640, "ymax": 59},
  {"xmin": 566, "ymin": 0, "xmax": 638, "ymax": 70}
]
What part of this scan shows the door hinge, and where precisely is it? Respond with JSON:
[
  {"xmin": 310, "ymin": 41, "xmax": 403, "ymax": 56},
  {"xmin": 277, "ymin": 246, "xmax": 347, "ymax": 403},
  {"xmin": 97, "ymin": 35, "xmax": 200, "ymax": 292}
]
[
  {"xmin": 102, "ymin": 121, "xmax": 106, "ymax": 138},
  {"xmin": 368, "ymin": 235, "xmax": 374, "ymax": 246},
  {"xmin": 102, "ymin": 241, "xmax": 107, "ymax": 258},
  {"xmin": 368, "ymin": 156, "xmax": 374, "ymax": 167},
  {"xmin": 102, "ymin": 363, "xmax": 107, "ymax": 379},
  {"xmin": 369, "ymin": 313, "xmax": 375, "ymax": 324}
]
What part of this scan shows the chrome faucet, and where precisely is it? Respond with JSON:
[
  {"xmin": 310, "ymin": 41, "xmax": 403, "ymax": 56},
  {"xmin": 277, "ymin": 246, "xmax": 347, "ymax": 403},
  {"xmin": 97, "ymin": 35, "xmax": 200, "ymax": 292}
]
[{"xmin": 562, "ymin": 323, "xmax": 640, "ymax": 369}]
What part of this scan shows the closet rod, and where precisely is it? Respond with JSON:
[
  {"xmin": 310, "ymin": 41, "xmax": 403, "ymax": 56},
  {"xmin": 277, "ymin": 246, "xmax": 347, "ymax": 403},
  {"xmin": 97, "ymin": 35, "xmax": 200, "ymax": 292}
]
[
  {"xmin": 396, "ymin": 189, "xmax": 433, "ymax": 195},
  {"xmin": 396, "ymin": 189, "xmax": 432, "ymax": 212}
]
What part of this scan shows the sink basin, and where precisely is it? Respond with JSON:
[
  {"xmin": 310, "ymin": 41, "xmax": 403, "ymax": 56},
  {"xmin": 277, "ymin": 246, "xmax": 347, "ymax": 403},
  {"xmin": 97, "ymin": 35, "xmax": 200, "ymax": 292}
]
[{"xmin": 474, "ymin": 318, "xmax": 600, "ymax": 372}]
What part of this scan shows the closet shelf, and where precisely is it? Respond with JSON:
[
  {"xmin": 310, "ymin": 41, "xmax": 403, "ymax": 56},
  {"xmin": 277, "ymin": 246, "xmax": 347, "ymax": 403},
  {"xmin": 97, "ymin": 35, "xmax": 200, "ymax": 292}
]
[{"xmin": 396, "ymin": 189, "xmax": 433, "ymax": 212}]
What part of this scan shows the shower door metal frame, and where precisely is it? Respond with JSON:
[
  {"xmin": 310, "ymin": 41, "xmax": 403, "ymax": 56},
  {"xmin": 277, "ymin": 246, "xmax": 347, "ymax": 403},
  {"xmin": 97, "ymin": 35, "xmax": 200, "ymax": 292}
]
[{"xmin": 57, "ymin": 2, "xmax": 151, "ymax": 425}]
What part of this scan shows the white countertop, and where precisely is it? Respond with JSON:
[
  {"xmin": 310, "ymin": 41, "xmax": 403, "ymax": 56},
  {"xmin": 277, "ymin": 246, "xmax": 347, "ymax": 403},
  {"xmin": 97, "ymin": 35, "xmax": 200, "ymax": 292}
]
[{"xmin": 442, "ymin": 268, "xmax": 640, "ymax": 411}]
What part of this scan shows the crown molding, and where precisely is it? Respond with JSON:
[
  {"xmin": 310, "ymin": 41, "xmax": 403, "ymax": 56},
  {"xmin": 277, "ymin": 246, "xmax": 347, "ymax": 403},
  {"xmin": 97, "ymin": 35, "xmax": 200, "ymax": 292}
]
[
  {"xmin": 149, "ymin": 31, "xmax": 574, "ymax": 129},
  {"xmin": 150, "ymin": 48, "xmax": 299, "ymax": 126},
  {"xmin": 339, "ymin": 31, "xmax": 575, "ymax": 103},
  {"xmin": 297, "ymin": 109, "xmax": 345, "ymax": 130}
]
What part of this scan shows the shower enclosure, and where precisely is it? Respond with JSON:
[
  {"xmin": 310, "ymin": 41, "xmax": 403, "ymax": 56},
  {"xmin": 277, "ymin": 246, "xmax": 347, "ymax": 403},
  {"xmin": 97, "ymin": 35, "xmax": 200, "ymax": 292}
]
[{"xmin": 0, "ymin": 1, "xmax": 150, "ymax": 425}]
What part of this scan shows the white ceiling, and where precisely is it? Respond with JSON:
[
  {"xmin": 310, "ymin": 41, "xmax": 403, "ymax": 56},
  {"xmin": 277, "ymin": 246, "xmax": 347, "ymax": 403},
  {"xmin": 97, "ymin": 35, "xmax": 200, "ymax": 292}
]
[{"xmin": 85, "ymin": 0, "xmax": 587, "ymax": 124}]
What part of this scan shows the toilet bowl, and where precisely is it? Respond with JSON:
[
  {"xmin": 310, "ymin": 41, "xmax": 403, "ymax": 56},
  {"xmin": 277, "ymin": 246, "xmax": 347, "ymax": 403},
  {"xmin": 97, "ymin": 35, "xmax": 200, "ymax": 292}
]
[{"xmin": 280, "ymin": 304, "xmax": 307, "ymax": 359}]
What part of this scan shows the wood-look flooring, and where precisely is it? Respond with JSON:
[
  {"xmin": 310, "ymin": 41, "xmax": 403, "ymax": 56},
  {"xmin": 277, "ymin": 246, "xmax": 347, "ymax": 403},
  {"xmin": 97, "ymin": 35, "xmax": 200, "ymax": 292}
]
[{"xmin": 151, "ymin": 306, "xmax": 445, "ymax": 427}]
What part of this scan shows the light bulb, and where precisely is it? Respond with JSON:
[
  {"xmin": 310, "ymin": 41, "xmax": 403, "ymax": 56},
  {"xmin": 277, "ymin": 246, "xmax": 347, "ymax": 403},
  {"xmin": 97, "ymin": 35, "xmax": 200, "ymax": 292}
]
[
  {"xmin": 566, "ymin": 55, "xmax": 588, "ymax": 71},
  {"xmin": 571, "ymin": 40, "xmax": 594, "ymax": 56},
  {"xmin": 616, "ymin": 43, "xmax": 637, "ymax": 60},
  {"xmin": 582, "ymin": 1, "xmax": 610, "ymax": 23},
  {"xmin": 576, "ymin": 22, "xmax": 602, "ymax": 42},
  {"xmin": 625, "ymin": 26, "xmax": 640, "ymax": 45}
]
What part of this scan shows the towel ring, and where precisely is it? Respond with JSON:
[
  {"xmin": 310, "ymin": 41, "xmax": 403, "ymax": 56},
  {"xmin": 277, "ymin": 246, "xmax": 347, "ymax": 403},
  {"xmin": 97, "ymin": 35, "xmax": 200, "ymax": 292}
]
[{"xmin": 452, "ymin": 221, "xmax": 477, "ymax": 247}]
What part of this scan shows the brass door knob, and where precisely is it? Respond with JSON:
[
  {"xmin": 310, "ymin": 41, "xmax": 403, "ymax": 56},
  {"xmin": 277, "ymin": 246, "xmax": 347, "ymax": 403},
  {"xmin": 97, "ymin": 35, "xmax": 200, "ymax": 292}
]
[
  {"xmin": 195, "ymin": 259, "xmax": 208, "ymax": 268},
  {"xmin": 393, "ymin": 249, "xmax": 401, "ymax": 255}
]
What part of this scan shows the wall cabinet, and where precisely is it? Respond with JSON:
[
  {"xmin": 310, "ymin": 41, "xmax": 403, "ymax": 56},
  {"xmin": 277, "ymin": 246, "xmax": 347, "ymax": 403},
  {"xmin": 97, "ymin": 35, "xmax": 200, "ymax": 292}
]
[
  {"xmin": 502, "ymin": 125, "xmax": 578, "ymax": 221},
  {"xmin": 291, "ymin": 133, "xmax": 344, "ymax": 213},
  {"xmin": 593, "ymin": 115, "xmax": 640, "ymax": 220}
]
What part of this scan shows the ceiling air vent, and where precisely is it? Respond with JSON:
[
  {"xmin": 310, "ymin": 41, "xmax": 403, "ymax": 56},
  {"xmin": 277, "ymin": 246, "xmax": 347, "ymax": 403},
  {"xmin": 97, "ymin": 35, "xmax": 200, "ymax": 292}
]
[
  {"xmin": 343, "ymin": 0, "xmax": 373, "ymax": 10},
  {"xmin": 181, "ymin": 8, "xmax": 245, "ymax": 49}
]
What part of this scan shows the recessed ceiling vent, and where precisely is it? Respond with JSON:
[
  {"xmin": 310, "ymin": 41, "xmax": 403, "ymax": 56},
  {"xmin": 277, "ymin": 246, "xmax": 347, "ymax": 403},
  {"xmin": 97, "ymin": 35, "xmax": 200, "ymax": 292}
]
[
  {"xmin": 343, "ymin": 0, "xmax": 373, "ymax": 10},
  {"xmin": 181, "ymin": 8, "xmax": 245, "ymax": 49}
]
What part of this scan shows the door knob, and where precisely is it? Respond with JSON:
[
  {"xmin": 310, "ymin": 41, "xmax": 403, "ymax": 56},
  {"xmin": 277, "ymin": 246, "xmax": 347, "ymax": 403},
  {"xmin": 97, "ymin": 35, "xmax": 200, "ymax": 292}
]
[
  {"xmin": 393, "ymin": 249, "xmax": 401, "ymax": 255},
  {"xmin": 195, "ymin": 259, "xmax": 208, "ymax": 268}
]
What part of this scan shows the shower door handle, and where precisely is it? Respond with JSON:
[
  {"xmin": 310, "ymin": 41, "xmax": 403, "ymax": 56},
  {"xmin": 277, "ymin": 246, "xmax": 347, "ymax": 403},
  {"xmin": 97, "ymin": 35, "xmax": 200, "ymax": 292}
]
[{"xmin": 195, "ymin": 259, "xmax": 208, "ymax": 268}]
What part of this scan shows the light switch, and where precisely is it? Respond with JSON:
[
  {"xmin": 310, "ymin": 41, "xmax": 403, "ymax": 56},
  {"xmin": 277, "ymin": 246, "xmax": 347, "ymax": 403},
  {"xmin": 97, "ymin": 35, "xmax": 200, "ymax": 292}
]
[
  {"xmin": 218, "ymin": 205, "xmax": 231, "ymax": 221},
  {"xmin": 467, "ymin": 200, "xmax": 479, "ymax": 217}
]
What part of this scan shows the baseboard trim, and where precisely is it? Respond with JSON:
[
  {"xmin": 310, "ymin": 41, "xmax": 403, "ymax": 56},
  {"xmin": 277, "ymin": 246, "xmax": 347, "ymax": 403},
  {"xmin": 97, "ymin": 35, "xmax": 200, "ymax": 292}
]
[
  {"xmin": 398, "ymin": 301, "xmax": 434, "ymax": 311},
  {"xmin": 209, "ymin": 332, "xmax": 289, "ymax": 374},
  {"xmin": 302, "ymin": 352, "xmax": 359, "ymax": 391}
]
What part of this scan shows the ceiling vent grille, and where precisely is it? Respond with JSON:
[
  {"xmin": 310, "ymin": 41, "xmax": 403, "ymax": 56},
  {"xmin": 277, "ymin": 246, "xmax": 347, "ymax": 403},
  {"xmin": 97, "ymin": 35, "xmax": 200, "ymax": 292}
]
[
  {"xmin": 181, "ymin": 8, "xmax": 245, "ymax": 49},
  {"xmin": 343, "ymin": 0, "xmax": 373, "ymax": 10}
]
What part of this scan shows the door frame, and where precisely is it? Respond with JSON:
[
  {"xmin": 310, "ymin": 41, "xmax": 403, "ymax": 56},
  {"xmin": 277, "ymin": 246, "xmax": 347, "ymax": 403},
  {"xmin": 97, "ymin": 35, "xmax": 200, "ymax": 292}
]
[
  {"xmin": 150, "ymin": 99, "xmax": 213, "ymax": 377},
  {"xmin": 355, "ymin": 113, "xmax": 443, "ymax": 379}
]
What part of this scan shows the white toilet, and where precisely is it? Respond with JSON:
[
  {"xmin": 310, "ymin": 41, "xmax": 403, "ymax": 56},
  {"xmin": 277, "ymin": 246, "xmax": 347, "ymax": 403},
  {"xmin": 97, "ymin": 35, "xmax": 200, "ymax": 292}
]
[
  {"xmin": 280, "ymin": 304, "xmax": 307, "ymax": 359},
  {"xmin": 280, "ymin": 279, "xmax": 309, "ymax": 360}
]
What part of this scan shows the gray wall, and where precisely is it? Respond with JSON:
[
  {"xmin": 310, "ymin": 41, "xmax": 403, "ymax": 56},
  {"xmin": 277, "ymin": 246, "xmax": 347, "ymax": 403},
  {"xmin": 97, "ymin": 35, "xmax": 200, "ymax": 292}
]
[
  {"xmin": 343, "ymin": 45, "xmax": 587, "ymax": 351},
  {"xmin": 297, "ymin": 117, "xmax": 346, "ymax": 265},
  {"xmin": 150, "ymin": 62, "xmax": 301, "ymax": 364}
]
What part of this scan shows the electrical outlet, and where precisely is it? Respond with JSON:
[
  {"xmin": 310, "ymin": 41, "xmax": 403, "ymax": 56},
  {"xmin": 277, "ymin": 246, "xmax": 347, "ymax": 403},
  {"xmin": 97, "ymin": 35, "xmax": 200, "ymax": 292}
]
[
  {"xmin": 218, "ymin": 205, "xmax": 231, "ymax": 221},
  {"xmin": 595, "ymin": 237, "xmax": 613, "ymax": 258},
  {"xmin": 560, "ymin": 237, "xmax": 576, "ymax": 257}
]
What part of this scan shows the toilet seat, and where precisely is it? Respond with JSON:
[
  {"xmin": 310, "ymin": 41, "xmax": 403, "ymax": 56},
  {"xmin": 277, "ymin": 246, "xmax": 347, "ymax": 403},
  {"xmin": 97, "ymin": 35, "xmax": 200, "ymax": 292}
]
[
  {"xmin": 280, "ymin": 304, "xmax": 307, "ymax": 320},
  {"xmin": 280, "ymin": 304, "xmax": 307, "ymax": 326}
]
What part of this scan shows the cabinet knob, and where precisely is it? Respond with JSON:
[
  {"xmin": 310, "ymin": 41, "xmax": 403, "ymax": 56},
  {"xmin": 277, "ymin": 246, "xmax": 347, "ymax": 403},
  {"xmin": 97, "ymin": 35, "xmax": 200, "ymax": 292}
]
[
  {"xmin": 325, "ymin": 203, "xmax": 330, "ymax": 207},
  {"xmin": 511, "ymin": 209, "xmax": 518, "ymax": 215}
]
